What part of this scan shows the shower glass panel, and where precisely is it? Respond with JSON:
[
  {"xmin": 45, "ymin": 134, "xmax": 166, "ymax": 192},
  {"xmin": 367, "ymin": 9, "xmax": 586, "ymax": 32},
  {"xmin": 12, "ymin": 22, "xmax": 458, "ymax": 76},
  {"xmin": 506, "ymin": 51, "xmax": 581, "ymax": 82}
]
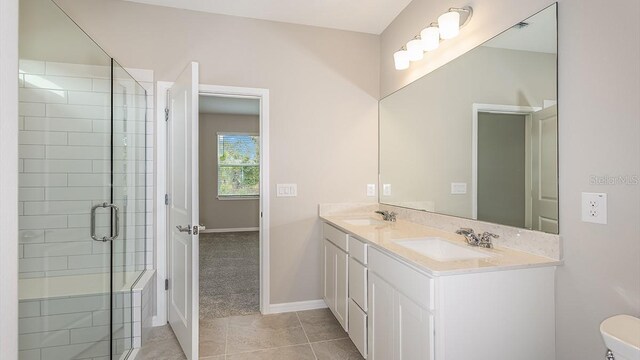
[
  {"xmin": 18, "ymin": 0, "xmax": 147, "ymax": 359},
  {"xmin": 111, "ymin": 60, "xmax": 148, "ymax": 358}
]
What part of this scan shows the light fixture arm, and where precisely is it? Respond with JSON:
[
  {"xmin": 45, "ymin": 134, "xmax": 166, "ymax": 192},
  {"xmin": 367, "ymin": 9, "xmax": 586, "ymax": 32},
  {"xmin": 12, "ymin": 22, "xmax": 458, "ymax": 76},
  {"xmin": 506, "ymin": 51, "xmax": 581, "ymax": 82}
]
[{"xmin": 448, "ymin": 6, "xmax": 473, "ymax": 28}]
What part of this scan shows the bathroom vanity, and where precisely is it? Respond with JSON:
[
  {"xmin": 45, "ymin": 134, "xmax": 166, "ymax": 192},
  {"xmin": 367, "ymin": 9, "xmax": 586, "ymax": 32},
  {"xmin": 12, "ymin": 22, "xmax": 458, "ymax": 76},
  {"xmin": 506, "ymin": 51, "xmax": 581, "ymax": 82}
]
[{"xmin": 321, "ymin": 214, "xmax": 559, "ymax": 360}]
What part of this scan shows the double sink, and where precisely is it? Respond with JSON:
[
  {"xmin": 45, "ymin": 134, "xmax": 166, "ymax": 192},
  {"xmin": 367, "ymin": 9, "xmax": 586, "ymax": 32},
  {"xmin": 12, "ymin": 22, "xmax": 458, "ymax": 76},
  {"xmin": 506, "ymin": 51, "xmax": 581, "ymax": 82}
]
[{"xmin": 342, "ymin": 217, "xmax": 496, "ymax": 262}]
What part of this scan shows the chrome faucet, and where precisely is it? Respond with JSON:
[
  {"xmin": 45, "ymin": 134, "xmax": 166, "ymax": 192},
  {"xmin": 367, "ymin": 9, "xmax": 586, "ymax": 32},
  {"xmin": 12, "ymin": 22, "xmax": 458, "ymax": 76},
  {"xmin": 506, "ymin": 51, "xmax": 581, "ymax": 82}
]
[
  {"xmin": 455, "ymin": 228, "xmax": 499, "ymax": 248},
  {"xmin": 375, "ymin": 210, "xmax": 397, "ymax": 222}
]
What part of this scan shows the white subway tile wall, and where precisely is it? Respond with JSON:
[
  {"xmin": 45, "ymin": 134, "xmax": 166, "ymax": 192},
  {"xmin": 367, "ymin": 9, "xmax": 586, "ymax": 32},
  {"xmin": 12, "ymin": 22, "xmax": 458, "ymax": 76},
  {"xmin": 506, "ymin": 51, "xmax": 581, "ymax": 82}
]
[
  {"xmin": 18, "ymin": 290, "xmax": 145, "ymax": 360},
  {"xmin": 17, "ymin": 59, "xmax": 154, "ymax": 279}
]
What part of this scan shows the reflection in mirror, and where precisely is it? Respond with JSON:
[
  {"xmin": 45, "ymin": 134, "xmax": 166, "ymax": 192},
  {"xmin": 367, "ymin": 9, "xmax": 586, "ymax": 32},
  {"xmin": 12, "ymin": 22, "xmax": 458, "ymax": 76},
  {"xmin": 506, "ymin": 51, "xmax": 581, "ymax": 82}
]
[{"xmin": 379, "ymin": 4, "xmax": 558, "ymax": 234}]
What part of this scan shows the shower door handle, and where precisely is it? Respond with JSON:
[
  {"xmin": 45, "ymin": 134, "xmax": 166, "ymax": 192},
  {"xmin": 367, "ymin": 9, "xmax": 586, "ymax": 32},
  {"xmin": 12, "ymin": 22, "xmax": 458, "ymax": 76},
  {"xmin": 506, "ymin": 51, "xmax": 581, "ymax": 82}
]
[{"xmin": 91, "ymin": 202, "xmax": 120, "ymax": 242}]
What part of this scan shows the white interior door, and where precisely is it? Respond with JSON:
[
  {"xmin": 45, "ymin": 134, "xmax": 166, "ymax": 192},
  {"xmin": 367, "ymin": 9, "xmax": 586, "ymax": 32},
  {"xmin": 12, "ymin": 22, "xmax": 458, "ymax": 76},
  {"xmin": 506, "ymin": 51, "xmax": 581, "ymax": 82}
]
[
  {"xmin": 531, "ymin": 105, "xmax": 558, "ymax": 233},
  {"xmin": 167, "ymin": 61, "xmax": 200, "ymax": 360}
]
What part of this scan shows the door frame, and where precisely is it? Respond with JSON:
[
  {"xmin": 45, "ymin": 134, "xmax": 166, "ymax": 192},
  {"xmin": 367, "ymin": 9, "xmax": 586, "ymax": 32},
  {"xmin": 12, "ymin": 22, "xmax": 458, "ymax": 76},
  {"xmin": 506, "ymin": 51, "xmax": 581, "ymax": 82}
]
[
  {"xmin": 0, "ymin": 0, "xmax": 19, "ymax": 356},
  {"xmin": 154, "ymin": 83, "xmax": 270, "ymax": 325},
  {"xmin": 471, "ymin": 104, "xmax": 541, "ymax": 225}
]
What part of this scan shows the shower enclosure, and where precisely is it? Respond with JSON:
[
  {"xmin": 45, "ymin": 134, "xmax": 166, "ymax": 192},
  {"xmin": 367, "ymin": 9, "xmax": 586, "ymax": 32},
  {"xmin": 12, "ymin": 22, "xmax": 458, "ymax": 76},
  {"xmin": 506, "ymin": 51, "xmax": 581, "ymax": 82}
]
[{"xmin": 18, "ymin": 0, "xmax": 149, "ymax": 358}]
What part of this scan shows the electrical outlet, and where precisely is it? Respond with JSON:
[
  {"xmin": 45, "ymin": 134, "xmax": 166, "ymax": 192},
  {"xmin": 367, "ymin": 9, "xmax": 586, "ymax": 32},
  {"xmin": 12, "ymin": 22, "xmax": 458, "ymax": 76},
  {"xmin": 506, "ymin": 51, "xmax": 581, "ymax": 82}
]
[
  {"xmin": 366, "ymin": 184, "xmax": 376, "ymax": 197},
  {"xmin": 383, "ymin": 184, "xmax": 392, "ymax": 196},
  {"xmin": 451, "ymin": 182, "xmax": 467, "ymax": 195},
  {"xmin": 581, "ymin": 192, "xmax": 607, "ymax": 224}
]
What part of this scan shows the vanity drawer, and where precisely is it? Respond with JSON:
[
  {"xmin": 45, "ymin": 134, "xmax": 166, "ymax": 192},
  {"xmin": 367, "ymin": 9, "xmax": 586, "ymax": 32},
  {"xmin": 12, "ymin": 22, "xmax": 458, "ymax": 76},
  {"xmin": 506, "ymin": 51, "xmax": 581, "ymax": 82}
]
[
  {"xmin": 349, "ymin": 257, "xmax": 367, "ymax": 311},
  {"xmin": 368, "ymin": 247, "xmax": 434, "ymax": 310},
  {"xmin": 348, "ymin": 299, "xmax": 367, "ymax": 358},
  {"xmin": 348, "ymin": 236, "xmax": 367, "ymax": 265},
  {"xmin": 323, "ymin": 223, "xmax": 349, "ymax": 252}
]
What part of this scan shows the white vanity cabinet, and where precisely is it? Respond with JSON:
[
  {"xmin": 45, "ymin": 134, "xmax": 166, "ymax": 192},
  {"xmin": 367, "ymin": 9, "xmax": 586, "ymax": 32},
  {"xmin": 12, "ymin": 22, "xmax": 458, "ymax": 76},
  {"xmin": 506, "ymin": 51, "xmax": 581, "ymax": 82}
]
[
  {"xmin": 323, "ymin": 223, "xmax": 349, "ymax": 330},
  {"xmin": 348, "ymin": 236, "xmax": 369, "ymax": 358},
  {"xmin": 367, "ymin": 246, "xmax": 555, "ymax": 360},
  {"xmin": 368, "ymin": 247, "xmax": 434, "ymax": 360},
  {"xmin": 322, "ymin": 220, "xmax": 556, "ymax": 360}
]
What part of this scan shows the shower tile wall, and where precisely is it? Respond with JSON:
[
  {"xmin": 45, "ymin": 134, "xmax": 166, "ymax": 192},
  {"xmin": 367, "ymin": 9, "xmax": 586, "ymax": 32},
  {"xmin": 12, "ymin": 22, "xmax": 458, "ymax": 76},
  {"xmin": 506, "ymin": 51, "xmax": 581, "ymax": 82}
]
[
  {"xmin": 18, "ymin": 285, "xmax": 150, "ymax": 359},
  {"xmin": 17, "ymin": 59, "xmax": 154, "ymax": 278}
]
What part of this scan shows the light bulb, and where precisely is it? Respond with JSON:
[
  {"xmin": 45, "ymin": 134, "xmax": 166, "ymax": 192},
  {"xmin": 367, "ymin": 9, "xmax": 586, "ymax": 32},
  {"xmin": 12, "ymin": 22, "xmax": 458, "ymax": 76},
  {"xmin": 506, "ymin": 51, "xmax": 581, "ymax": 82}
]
[
  {"xmin": 393, "ymin": 50, "xmax": 409, "ymax": 70},
  {"xmin": 438, "ymin": 11, "xmax": 460, "ymax": 39},
  {"xmin": 406, "ymin": 39, "xmax": 424, "ymax": 61},
  {"xmin": 420, "ymin": 26, "xmax": 440, "ymax": 51}
]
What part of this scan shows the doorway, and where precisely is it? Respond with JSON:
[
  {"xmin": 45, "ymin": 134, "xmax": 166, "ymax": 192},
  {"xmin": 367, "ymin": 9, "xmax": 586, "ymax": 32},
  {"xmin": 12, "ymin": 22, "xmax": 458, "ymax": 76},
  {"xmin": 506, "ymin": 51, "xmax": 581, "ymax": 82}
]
[
  {"xmin": 155, "ymin": 78, "xmax": 270, "ymax": 360},
  {"xmin": 471, "ymin": 103, "xmax": 558, "ymax": 232},
  {"xmin": 198, "ymin": 94, "xmax": 261, "ymax": 319}
]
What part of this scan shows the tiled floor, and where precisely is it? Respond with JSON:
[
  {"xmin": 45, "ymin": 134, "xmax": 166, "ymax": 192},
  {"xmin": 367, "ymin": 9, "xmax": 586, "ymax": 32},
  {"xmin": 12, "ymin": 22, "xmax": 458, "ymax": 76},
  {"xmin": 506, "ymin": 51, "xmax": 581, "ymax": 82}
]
[
  {"xmin": 138, "ymin": 309, "xmax": 364, "ymax": 360},
  {"xmin": 200, "ymin": 232, "xmax": 260, "ymax": 319}
]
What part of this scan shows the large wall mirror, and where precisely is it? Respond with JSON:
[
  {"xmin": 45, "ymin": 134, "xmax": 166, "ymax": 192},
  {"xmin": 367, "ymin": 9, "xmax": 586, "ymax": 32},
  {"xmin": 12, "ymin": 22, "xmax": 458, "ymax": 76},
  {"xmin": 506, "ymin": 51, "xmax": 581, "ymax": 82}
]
[{"xmin": 379, "ymin": 4, "xmax": 558, "ymax": 234}]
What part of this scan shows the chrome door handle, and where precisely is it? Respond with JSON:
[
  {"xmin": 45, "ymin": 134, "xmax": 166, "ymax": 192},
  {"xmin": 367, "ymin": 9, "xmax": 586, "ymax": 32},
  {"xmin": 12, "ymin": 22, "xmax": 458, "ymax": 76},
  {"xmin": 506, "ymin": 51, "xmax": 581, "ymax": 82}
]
[
  {"xmin": 91, "ymin": 202, "xmax": 119, "ymax": 242},
  {"xmin": 176, "ymin": 225, "xmax": 192, "ymax": 234}
]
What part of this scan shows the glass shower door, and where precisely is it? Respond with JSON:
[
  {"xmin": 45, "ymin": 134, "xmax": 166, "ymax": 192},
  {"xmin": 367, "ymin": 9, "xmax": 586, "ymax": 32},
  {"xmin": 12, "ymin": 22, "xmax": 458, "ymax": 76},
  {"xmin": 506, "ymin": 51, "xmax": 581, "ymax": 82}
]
[{"xmin": 18, "ymin": 0, "xmax": 146, "ymax": 359}]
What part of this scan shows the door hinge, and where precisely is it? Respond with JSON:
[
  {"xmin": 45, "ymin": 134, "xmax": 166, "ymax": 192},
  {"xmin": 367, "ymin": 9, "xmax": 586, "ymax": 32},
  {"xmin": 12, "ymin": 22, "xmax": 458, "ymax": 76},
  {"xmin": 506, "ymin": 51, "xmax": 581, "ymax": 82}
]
[
  {"xmin": 165, "ymin": 279, "xmax": 169, "ymax": 291},
  {"xmin": 260, "ymin": 211, "xmax": 263, "ymax": 218},
  {"xmin": 164, "ymin": 108, "xmax": 169, "ymax": 121},
  {"xmin": 165, "ymin": 194, "xmax": 169, "ymax": 205}
]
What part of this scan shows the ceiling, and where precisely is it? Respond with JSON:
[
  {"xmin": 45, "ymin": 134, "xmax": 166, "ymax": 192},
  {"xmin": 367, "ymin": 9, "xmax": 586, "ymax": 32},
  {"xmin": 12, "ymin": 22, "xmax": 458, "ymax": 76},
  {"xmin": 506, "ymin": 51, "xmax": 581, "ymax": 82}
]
[
  {"xmin": 199, "ymin": 95, "xmax": 260, "ymax": 116},
  {"xmin": 122, "ymin": 0, "xmax": 413, "ymax": 34},
  {"xmin": 483, "ymin": 6, "xmax": 557, "ymax": 54}
]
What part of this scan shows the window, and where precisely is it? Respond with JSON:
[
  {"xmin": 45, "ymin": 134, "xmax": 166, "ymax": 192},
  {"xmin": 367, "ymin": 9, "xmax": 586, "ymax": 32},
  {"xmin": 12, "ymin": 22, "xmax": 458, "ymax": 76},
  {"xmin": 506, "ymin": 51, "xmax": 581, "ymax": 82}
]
[{"xmin": 217, "ymin": 133, "xmax": 260, "ymax": 198}]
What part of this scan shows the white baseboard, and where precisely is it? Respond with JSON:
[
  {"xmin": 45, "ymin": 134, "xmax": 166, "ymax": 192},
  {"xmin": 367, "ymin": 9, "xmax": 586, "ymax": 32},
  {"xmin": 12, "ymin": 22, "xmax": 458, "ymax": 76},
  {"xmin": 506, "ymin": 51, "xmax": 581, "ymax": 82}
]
[
  {"xmin": 266, "ymin": 299, "xmax": 327, "ymax": 314},
  {"xmin": 201, "ymin": 227, "xmax": 259, "ymax": 233}
]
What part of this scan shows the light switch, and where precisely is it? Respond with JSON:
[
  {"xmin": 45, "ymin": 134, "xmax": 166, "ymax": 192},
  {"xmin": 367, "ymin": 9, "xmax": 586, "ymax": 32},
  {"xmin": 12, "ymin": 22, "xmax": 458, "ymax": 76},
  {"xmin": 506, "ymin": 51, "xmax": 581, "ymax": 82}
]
[
  {"xmin": 383, "ymin": 184, "xmax": 392, "ymax": 196},
  {"xmin": 367, "ymin": 184, "xmax": 376, "ymax": 197},
  {"xmin": 276, "ymin": 184, "xmax": 297, "ymax": 197},
  {"xmin": 451, "ymin": 182, "xmax": 467, "ymax": 195}
]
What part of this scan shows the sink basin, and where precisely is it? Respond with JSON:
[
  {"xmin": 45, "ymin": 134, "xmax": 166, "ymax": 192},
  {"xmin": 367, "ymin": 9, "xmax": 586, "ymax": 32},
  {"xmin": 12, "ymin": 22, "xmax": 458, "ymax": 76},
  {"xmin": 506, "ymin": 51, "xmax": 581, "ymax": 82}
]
[
  {"xmin": 343, "ymin": 218, "xmax": 387, "ymax": 226},
  {"xmin": 395, "ymin": 237, "xmax": 495, "ymax": 261}
]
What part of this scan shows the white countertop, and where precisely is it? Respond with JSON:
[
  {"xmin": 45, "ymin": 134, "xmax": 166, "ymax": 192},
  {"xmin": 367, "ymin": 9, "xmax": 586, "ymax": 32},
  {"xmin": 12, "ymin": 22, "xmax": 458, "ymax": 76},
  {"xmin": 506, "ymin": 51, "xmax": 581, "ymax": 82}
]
[{"xmin": 321, "ymin": 214, "xmax": 561, "ymax": 276}]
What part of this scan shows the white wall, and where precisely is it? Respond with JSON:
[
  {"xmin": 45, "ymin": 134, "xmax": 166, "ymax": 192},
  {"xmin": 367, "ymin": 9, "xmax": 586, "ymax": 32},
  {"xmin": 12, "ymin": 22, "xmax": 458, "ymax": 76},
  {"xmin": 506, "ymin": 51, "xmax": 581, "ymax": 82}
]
[
  {"xmin": 55, "ymin": 0, "xmax": 380, "ymax": 304},
  {"xmin": 199, "ymin": 113, "xmax": 260, "ymax": 230},
  {"xmin": 380, "ymin": 1, "xmax": 640, "ymax": 359},
  {"xmin": 0, "ymin": 0, "xmax": 19, "ymax": 356}
]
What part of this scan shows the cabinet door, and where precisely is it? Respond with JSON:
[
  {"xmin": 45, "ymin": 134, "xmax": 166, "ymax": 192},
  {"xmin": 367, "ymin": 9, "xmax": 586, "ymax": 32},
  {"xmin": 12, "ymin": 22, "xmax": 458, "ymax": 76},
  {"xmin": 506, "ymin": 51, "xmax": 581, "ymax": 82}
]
[
  {"xmin": 368, "ymin": 272, "xmax": 394, "ymax": 360},
  {"xmin": 335, "ymin": 247, "xmax": 349, "ymax": 330},
  {"xmin": 394, "ymin": 292, "xmax": 433, "ymax": 360},
  {"xmin": 324, "ymin": 239, "xmax": 336, "ymax": 312}
]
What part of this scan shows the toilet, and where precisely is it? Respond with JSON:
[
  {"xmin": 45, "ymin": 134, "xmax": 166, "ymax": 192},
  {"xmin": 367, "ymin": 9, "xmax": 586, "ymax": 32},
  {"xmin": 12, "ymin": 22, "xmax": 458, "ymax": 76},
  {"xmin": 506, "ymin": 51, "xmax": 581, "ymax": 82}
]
[{"xmin": 600, "ymin": 315, "xmax": 640, "ymax": 360}]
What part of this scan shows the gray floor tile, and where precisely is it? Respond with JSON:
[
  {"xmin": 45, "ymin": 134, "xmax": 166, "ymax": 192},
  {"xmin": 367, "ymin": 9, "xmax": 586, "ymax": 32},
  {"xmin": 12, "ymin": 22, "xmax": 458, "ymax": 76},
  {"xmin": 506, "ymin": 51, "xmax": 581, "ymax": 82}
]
[
  {"xmin": 298, "ymin": 308, "xmax": 348, "ymax": 342},
  {"xmin": 199, "ymin": 318, "xmax": 228, "ymax": 358},
  {"xmin": 312, "ymin": 338, "xmax": 365, "ymax": 360},
  {"xmin": 226, "ymin": 344, "xmax": 316, "ymax": 360},
  {"xmin": 138, "ymin": 325, "xmax": 187, "ymax": 360},
  {"xmin": 226, "ymin": 313, "xmax": 308, "ymax": 354}
]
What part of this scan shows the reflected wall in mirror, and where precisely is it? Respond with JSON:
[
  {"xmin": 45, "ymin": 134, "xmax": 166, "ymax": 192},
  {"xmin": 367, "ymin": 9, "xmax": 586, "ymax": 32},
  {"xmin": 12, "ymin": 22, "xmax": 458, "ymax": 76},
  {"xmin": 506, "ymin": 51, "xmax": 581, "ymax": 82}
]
[{"xmin": 379, "ymin": 4, "xmax": 558, "ymax": 234}]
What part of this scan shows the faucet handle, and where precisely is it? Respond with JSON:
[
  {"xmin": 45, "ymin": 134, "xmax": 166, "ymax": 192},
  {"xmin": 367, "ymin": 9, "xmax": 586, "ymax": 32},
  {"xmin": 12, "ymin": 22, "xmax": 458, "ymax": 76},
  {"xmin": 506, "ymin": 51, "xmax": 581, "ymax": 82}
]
[
  {"xmin": 456, "ymin": 227, "xmax": 475, "ymax": 235},
  {"xmin": 388, "ymin": 211, "xmax": 397, "ymax": 222},
  {"xmin": 478, "ymin": 232, "xmax": 499, "ymax": 248},
  {"xmin": 480, "ymin": 232, "xmax": 499, "ymax": 239}
]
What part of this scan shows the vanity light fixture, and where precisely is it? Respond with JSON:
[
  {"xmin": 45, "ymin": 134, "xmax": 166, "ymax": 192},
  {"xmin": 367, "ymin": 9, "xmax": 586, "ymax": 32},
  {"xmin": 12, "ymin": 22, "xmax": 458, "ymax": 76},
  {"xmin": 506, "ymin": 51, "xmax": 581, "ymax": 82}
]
[
  {"xmin": 420, "ymin": 24, "xmax": 440, "ymax": 51},
  {"xmin": 393, "ymin": 46, "xmax": 410, "ymax": 70},
  {"xmin": 406, "ymin": 36, "xmax": 424, "ymax": 61},
  {"xmin": 394, "ymin": 6, "xmax": 473, "ymax": 70},
  {"xmin": 438, "ymin": 10, "xmax": 461, "ymax": 39}
]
